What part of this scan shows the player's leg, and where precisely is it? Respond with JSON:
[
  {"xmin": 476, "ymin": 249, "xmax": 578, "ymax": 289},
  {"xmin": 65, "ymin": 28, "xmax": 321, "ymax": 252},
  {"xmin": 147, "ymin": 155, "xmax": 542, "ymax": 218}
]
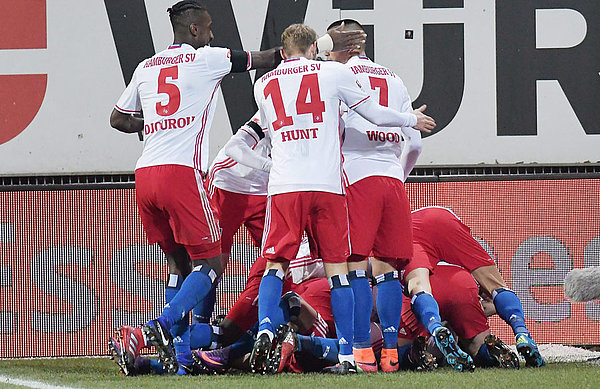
[
  {"xmin": 471, "ymin": 265, "xmax": 544, "ymax": 367},
  {"xmin": 140, "ymin": 165, "xmax": 223, "ymax": 374},
  {"xmin": 368, "ymin": 176, "xmax": 414, "ymax": 372},
  {"xmin": 346, "ymin": 257, "xmax": 377, "ymax": 372},
  {"xmin": 345, "ymin": 177, "xmax": 382, "ymax": 372},
  {"xmin": 371, "ymin": 258, "xmax": 404, "ymax": 372},
  {"xmin": 309, "ymin": 192, "xmax": 355, "ymax": 374},
  {"xmin": 405, "ymin": 267, "xmax": 474, "ymax": 372},
  {"xmin": 250, "ymin": 193, "xmax": 304, "ymax": 373},
  {"xmin": 219, "ymin": 255, "xmax": 268, "ymax": 346},
  {"xmin": 193, "ymin": 188, "xmax": 245, "ymax": 325}
]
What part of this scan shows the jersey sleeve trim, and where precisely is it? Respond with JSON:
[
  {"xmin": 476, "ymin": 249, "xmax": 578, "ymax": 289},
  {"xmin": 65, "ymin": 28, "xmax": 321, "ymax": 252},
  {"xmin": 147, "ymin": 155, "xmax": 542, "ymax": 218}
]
[
  {"xmin": 348, "ymin": 96, "xmax": 370, "ymax": 109},
  {"xmin": 114, "ymin": 105, "xmax": 141, "ymax": 114},
  {"xmin": 239, "ymin": 128, "xmax": 260, "ymax": 144},
  {"xmin": 246, "ymin": 120, "xmax": 265, "ymax": 140}
]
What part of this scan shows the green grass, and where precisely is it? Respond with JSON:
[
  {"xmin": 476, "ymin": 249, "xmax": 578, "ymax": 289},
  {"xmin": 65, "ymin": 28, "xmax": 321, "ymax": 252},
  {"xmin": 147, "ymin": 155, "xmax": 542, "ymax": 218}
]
[{"xmin": 0, "ymin": 358, "xmax": 598, "ymax": 389}]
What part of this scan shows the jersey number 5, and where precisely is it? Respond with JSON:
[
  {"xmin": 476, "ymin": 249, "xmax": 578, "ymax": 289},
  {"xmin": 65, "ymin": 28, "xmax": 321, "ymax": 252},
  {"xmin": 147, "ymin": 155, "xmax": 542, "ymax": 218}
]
[
  {"xmin": 264, "ymin": 73, "xmax": 325, "ymax": 131},
  {"xmin": 156, "ymin": 66, "xmax": 181, "ymax": 116}
]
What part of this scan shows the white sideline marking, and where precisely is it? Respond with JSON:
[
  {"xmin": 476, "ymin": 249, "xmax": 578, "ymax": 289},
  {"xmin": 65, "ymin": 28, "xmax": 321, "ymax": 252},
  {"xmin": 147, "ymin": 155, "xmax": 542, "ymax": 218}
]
[{"xmin": 0, "ymin": 375, "xmax": 79, "ymax": 389}]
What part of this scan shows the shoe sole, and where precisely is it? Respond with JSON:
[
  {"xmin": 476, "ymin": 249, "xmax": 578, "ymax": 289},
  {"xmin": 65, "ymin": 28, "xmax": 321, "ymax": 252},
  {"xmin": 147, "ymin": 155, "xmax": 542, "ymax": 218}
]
[
  {"xmin": 108, "ymin": 337, "xmax": 132, "ymax": 376},
  {"xmin": 250, "ymin": 336, "xmax": 272, "ymax": 374},
  {"xmin": 142, "ymin": 321, "xmax": 178, "ymax": 374},
  {"xmin": 486, "ymin": 336, "xmax": 520, "ymax": 369},
  {"xmin": 517, "ymin": 345, "xmax": 546, "ymax": 368},
  {"xmin": 435, "ymin": 328, "xmax": 475, "ymax": 372},
  {"xmin": 192, "ymin": 352, "xmax": 225, "ymax": 374}
]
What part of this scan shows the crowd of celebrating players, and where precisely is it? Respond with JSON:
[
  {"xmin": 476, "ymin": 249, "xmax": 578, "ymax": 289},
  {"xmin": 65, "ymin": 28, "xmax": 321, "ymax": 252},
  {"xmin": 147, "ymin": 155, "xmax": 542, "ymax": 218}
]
[{"xmin": 108, "ymin": 0, "xmax": 545, "ymax": 376}]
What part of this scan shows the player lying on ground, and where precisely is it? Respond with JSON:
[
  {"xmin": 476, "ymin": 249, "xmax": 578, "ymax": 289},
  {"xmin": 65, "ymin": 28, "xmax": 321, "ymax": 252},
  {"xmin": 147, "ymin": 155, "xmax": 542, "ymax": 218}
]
[
  {"xmin": 108, "ymin": 0, "xmax": 367, "ymax": 375},
  {"xmin": 110, "ymin": 275, "xmax": 340, "ymax": 375},
  {"xmin": 325, "ymin": 19, "xmax": 471, "ymax": 373},
  {"xmin": 109, "ymin": 238, "xmax": 320, "ymax": 375},
  {"xmin": 411, "ymin": 206, "xmax": 545, "ymax": 367},
  {"xmin": 398, "ymin": 262, "xmax": 520, "ymax": 370},
  {"xmin": 250, "ymin": 22, "xmax": 434, "ymax": 376}
]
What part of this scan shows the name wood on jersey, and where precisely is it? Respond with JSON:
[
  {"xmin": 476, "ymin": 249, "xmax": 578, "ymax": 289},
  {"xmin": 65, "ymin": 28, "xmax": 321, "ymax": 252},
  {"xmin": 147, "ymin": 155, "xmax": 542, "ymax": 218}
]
[
  {"xmin": 281, "ymin": 128, "xmax": 318, "ymax": 142},
  {"xmin": 144, "ymin": 116, "xmax": 196, "ymax": 135},
  {"xmin": 366, "ymin": 130, "xmax": 401, "ymax": 143}
]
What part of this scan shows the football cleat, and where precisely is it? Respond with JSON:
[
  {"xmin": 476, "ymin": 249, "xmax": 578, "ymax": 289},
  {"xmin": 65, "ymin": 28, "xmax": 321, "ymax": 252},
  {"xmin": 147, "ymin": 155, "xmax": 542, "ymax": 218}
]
[
  {"xmin": 485, "ymin": 334, "xmax": 520, "ymax": 369},
  {"xmin": 515, "ymin": 333, "xmax": 546, "ymax": 368},
  {"xmin": 109, "ymin": 325, "xmax": 146, "ymax": 376},
  {"xmin": 192, "ymin": 347, "xmax": 231, "ymax": 374},
  {"xmin": 108, "ymin": 335, "xmax": 136, "ymax": 376},
  {"xmin": 270, "ymin": 325, "xmax": 298, "ymax": 374},
  {"xmin": 407, "ymin": 336, "xmax": 438, "ymax": 371},
  {"xmin": 380, "ymin": 348, "xmax": 400, "ymax": 372},
  {"xmin": 433, "ymin": 327, "xmax": 475, "ymax": 372},
  {"xmin": 176, "ymin": 351, "xmax": 211, "ymax": 375},
  {"xmin": 249, "ymin": 332, "xmax": 274, "ymax": 374},
  {"xmin": 142, "ymin": 319, "xmax": 178, "ymax": 374},
  {"xmin": 353, "ymin": 347, "xmax": 378, "ymax": 373},
  {"xmin": 322, "ymin": 361, "xmax": 358, "ymax": 375}
]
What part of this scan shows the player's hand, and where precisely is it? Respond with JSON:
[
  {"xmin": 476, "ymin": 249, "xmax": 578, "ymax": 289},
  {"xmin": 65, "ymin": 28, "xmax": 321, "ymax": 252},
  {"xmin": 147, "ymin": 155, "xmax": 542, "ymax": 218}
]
[
  {"xmin": 412, "ymin": 105, "xmax": 435, "ymax": 133},
  {"xmin": 328, "ymin": 22, "xmax": 367, "ymax": 51}
]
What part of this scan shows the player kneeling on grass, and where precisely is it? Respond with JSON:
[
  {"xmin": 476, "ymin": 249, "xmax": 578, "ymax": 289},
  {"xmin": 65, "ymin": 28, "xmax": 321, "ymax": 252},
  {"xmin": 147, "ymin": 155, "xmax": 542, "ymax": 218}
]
[
  {"xmin": 411, "ymin": 206, "xmax": 545, "ymax": 367},
  {"xmin": 398, "ymin": 262, "xmax": 519, "ymax": 370}
]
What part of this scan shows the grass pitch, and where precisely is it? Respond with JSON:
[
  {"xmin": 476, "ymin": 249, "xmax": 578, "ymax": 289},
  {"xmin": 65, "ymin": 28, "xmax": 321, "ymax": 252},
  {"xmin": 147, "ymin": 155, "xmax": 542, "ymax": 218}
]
[{"xmin": 0, "ymin": 358, "xmax": 598, "ymax": 389}]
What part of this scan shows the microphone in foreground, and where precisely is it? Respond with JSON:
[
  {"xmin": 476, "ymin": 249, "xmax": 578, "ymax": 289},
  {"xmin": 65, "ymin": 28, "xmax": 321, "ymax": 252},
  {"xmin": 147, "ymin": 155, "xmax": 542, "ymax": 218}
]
[{"xmin": 564, "ymin": 267, "xmax": 600, "ymax": 302}]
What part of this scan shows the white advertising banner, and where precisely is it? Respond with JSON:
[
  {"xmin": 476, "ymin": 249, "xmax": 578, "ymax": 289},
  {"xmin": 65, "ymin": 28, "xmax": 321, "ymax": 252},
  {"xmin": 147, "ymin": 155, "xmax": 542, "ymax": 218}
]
[{"xmin": 0, "ymin": 0, "xmax": 598, "ymax": 175}]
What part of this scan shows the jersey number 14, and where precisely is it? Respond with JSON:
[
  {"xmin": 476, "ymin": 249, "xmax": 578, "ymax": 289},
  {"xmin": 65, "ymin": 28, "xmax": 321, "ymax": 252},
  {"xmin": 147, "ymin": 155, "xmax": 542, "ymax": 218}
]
[{"xmin": 264, "ymin": 73, "xmax": 325, "ymax": 131}]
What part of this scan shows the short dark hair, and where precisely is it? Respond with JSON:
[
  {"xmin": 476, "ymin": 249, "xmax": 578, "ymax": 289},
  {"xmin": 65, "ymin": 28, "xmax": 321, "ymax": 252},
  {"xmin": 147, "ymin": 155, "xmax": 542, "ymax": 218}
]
[
  {"xmin": 167, "ymin": 1, "xmax": 207, "ymax": 29},
  {"xmin": 327, "ymin": 19, "xmax": 365, "ymax": 32}
]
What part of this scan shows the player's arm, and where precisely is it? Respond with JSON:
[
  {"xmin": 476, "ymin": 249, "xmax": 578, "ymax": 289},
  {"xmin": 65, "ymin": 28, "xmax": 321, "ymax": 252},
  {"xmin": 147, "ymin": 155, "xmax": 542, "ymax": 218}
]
[
  {"xmin": 110, "ymin": 66, "xmax": 144, "ymax": 134},
  {"xmin": 337, "ymin": 67, "xmax": 435, "ymax": 132},
  {"xmin": 398, "ymin": 94, "xmax": 423, "ymax": 180},
  {"xmin": 223, "ymin": 119, "xmax": 272, "ymax": 172},
  {"xmin": 399, "ymin": 126, "xmax": 422, "ymax": 181},
  {"xmin": 353, "ymin": 98, "xmax": 434, "ymax": 133},
  {"xmin": 110, "ymin": 109, "xmax": 143, "ymax": 134},
  {"xmin": 234, "ymin": 26, "xmax": 366, "ymax": 71}
]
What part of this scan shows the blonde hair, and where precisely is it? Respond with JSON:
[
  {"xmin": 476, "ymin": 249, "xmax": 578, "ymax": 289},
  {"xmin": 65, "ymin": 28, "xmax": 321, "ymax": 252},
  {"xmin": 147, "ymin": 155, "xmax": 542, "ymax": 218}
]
[{"xmin": 281, "ymin": 24, "xmax": 317, "ymax": 57}]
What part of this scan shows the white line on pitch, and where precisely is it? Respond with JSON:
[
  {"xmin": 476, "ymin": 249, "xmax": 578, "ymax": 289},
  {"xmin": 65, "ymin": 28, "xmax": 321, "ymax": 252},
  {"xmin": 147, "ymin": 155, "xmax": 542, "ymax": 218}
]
[{"xmin": 0, "ymin": 375, "xmax": 80, "ymax": 389}]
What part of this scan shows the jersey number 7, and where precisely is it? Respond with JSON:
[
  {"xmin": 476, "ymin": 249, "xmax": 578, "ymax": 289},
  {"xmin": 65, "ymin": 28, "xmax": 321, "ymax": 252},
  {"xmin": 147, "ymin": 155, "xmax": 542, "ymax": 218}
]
[
  {"xmin": 264, "ymin": 73, "xmax": 325, "ymax": 131},
  {"xmin": 369, "ymin": 76, "xmax": 388, "ymax": 107}
]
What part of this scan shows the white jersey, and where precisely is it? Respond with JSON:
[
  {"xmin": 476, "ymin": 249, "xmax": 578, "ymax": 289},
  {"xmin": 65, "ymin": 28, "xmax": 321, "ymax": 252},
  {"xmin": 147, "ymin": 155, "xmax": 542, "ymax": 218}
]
[
  {"xmin": 254, "ymin": 57, "xmax": 371, "ymax": 195},
  {"xmin": 115, "ymin": 43, "xmax": 238, "ymax": 172},
  {"xmin": 208, "ymin": 113, "xmax": 271, "ymax": 196},
  {"xmin": 342, "ymin": 56, "xmax": 421, "ymax": 185}
]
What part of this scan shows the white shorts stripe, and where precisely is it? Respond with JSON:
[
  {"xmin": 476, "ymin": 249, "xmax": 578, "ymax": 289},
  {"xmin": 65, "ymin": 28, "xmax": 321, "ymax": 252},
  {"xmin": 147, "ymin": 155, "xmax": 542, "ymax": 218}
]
[{"xmin": 195, "ymin": 170, "xmax": 220, "ymax": 241}]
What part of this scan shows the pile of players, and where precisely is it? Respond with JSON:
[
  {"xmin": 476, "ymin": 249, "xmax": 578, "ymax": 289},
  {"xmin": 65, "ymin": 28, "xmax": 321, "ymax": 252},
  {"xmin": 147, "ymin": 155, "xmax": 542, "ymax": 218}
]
[{"xmin": 108, "ymin": 0, "xmax": 545, "ymax": 376}]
